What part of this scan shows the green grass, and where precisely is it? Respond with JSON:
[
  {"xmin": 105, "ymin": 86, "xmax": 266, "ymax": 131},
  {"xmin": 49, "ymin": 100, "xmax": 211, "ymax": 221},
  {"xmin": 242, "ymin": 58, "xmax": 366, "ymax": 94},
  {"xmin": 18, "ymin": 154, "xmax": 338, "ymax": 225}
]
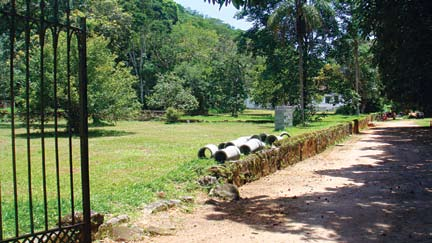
[
  {"xmin": 0, "ymin": 113, "xmax": 364, "ymax": 237},
  {"xmin": 181, "ymin": 109, "xmax": 274, "ymax": 122},
  {"xmin": 284, "ymin": 114, "xmax": 366, "ymax": 136},
  {"xmin": 414, "ymin": 118, "xmax": 432, "ymax": 127}
]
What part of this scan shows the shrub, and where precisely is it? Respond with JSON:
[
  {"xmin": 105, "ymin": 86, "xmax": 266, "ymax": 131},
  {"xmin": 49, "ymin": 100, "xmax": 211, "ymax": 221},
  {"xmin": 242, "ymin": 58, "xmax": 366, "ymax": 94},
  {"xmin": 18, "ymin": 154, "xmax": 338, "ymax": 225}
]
[
  {"xmin": 165, "ymin": 107, "xmax": 182, "ymax": 123},
  {"xmin": 293, "ymin": 107, "xmax": 315, "ymax": 125},
  {"xmin": 147, "ymin": 73, "xmax": 199, "ymax": 113},
  {"xmin": 336, "ymin": 105, "xmax": 356, "ymax": 115},
  {"xmin": 0, "ymin": 109, "xmax": 10, "ymax": 122}
]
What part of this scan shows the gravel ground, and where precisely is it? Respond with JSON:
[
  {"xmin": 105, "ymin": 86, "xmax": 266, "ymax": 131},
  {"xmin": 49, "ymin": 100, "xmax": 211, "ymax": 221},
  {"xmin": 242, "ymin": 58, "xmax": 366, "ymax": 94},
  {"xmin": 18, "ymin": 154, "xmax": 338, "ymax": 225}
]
[{"xmin": 147, "ymin": 120, "xmax": 432, "ymax": 243}]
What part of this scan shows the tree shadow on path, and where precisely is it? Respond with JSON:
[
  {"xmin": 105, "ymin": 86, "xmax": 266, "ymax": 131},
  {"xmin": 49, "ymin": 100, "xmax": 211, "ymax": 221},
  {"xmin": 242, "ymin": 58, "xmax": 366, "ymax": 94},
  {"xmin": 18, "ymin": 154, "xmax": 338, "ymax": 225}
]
[{"xmin": 205, "ymin": 126, "xmax": 432, "ymax": 242}]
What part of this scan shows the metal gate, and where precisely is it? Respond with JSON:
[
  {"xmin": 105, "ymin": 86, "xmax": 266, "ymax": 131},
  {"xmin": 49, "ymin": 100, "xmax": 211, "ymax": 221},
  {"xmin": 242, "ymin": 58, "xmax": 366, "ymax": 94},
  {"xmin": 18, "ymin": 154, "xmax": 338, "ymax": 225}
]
[{"xmin": 0, "ymin": 0, "xmax": 91, "ymax": 242}]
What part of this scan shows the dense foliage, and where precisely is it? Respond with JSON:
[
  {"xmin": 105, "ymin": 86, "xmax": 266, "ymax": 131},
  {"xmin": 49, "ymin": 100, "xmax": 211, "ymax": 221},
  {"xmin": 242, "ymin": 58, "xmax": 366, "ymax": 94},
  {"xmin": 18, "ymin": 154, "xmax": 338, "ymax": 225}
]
[
  {"xmin": 1, "ymin": 0, "xmax": 430, "ymax": 128},
  {"xmin": 211, "ymin": 0, "xmax": 430, "ymax": 117},
  {"xmin": 110, "ymin": 0, "xmax": 258, "ymax": 116},
  {"xmin": 237, "ymin": 0, "xmax": 340, "ymax": 123},
  {"xmin": 357, "ymin": 0, "xmax": 432, "ymax": 115}
]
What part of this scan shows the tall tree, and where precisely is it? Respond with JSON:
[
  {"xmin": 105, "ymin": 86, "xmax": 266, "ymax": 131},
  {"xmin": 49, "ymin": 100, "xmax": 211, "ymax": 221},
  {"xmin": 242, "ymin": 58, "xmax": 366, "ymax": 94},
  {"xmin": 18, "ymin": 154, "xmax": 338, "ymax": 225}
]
[
  {"xmin": 358, "ymin": 0, "xmax": 432, "ymax": 115},
  {"xmin": 15, "ymin": 34, "xmax": 139, "ymax": 133},
  {"xmin": 0, "ymin": 34, "xmax": 8, "ymax": 103},
  {"xmin": 169, "ymin": 21, "xmax": 219, "ymax": 114},
  {"xmin": 146, "ymin": 72, "xmax": 198, "ymax": 112},
  {"xmin": 86, "ymin": 0, "xmax": 133, "ymax": 60},
  {"xmin": 209, "ymin": 40, "xmax": 251, "ymax": 116},
  {"xmin": 232, "ymin": 0, "xmax": 336, "ymax": 122},
  {"xmin": 120, "ymin": 0, "xmax": 179, "ymax": 107},
  {"xmin": 334, "ymin": 0, "xmax": 364, "ymax": 114}
]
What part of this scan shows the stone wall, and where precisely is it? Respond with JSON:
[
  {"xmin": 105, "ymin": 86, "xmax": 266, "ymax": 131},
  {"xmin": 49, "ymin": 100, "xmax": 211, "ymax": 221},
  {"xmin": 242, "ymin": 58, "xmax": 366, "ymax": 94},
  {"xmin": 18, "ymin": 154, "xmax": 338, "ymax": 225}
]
[
  {"xmin": 358, "ymin": 117, "xmax": 371, "ymax": 130},
  {"xmin": 210, "ymin": 116, "xmax": 372, "ymax": 187}
]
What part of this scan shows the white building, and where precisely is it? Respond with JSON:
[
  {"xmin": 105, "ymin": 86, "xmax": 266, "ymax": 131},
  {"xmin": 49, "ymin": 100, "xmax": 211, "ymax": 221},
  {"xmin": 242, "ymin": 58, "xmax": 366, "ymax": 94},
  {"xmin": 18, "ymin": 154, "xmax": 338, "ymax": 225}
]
[
  {"xmin": 245, "ymin": 94, "xmax": 344, "ymax": 112},
  {"xmin": 244, "ymin": 98, "xmax": 271, "ymax": 109},
  {"xmin": 313, "ymin": 93, "xmax": 344, "ymax": 112}
]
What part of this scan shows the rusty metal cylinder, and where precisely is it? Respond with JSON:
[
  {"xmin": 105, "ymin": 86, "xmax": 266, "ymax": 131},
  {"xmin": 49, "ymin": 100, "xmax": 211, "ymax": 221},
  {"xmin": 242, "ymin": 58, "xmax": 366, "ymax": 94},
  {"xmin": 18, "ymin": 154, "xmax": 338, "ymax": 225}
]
[
  {"xmin": 198, "ymin": 144, "xmax": 219, "ymax": 159},
  {"xmin": 240, "ymin": 138, "xmax": 265, "ymax": 155},
  {"xmin": 214, "ymin": 146, "xmax": 241, "ymax": 163}
]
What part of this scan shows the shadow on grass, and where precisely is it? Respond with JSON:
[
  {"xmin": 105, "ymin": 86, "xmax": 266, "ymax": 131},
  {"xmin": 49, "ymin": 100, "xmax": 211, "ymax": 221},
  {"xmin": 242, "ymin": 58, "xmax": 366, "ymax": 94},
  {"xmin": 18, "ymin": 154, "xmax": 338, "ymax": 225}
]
[
  {"xmin": 1, "ymin": 120, "xmax": 116, "ymax": 130},
  {"xmin": 89, "ymin": 121, "xmax": 116, "ymax": 127},
  {"xmin": 0, "ymin": 123, "xmax": 12, "ymax": 129},
  {"xmin": 203, "ymin": 126, "xmax": 432, "ymax": 242},
  {"xmin": 15, "ymin": 129, "xmax": 134, "ymax": 139}
]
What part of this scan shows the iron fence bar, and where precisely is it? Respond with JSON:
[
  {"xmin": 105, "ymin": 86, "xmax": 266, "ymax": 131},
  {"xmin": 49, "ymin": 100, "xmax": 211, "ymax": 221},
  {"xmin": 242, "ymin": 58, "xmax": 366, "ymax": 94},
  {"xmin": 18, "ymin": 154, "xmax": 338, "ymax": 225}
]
[
  {"xmin": 78, "ymin": 17, "xmax": 91, "ymax": 243},
  {"xmin": 0, "ymin": 10, "xmax": 4, "ymax": 237},
  {"xmin": 52, "ymin": 26, "xmax": 62, "ymax": 227},
  {"xmin": 9, "ymin": 0, "xmax": 19, "ymax": 238},
  {"xmin": 1, "ymin": 223, "xmax": 85, "ymax": 243},
  {"xmin": 53, "ymin": 0, "xmax": 59, "ymax": 21},
  {"xmin": 0, "ymin": 8, "xmax": 3, "ymax": 236},
  {"xmin": 0, "ymin": 180, "xmax": 3, "ymax": 240},
  {"xmin": 0, "ymin": 9, "xmax": 83, "ymax": 33},
  {"xmin": 1, "ymin": 1, "xmax": 90, "ymax": 241},
  {"xmin": 52, "ymin": 0, "xmax": 62, "ymax": 227},
  {"xmin": 25, "ymin": 0, "xmax": 35, "ymax": 235},
  {"xmin": 39, "ymin": 0, "xmax": 49, "ymax": 231},
  {"xmin": 66, "ymin": 0, "xmax": 76, "ymax": 225},
  {"xmin": 0, "ymin": 11, "xmax": 6, "ymax": 239}
]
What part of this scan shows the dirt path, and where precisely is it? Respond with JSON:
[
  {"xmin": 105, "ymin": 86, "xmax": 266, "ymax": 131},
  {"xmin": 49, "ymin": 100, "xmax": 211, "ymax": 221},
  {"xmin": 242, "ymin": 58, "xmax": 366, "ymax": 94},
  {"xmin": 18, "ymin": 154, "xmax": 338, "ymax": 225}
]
[{"xmin": 149, "ymin": 120, "xmax": 432, "ymax": 243}]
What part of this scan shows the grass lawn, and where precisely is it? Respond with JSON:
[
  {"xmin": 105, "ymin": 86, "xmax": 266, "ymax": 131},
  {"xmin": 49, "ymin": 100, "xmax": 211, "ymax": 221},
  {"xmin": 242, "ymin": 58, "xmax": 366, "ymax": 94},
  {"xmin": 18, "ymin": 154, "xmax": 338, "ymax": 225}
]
[
  {"xmin": 0, "ymin": 113, "xmax": 364, "ymax": 237},
  {"xmin": 181, "ymin": 109, "xmax": 274, "ymax": 122},
  {"xmin": 414, "ymin": 118, "xmax": 432, "ymax": 127}
]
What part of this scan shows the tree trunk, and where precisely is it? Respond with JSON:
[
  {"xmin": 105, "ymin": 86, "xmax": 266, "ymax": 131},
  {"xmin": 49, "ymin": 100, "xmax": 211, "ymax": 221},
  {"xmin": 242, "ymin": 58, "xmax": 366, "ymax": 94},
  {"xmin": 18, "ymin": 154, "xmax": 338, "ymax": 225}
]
[
  {"xmin": 139, "ymin": 35, "xmax": 145, "ymax": 106},
  {"xmin": 66, "ymin": 106, "xmax": 81, "ymax": 135},
  {"xmin": 128, "ymin": 35, "xmax": 147, "ymax": 107},
  {"xmin": 303, "ymin": 35, "xmax": 309, "ymax": 114},
  {"xmin": 139, "ymin": 77, "xmax": 144, "ymax": 105},
  {"xmin": 296, "ymin": 0, "xmax": 305, "ymax": 124},
  {"xmin": 92, "ymin": 115, "xmax": 103, "ymax": 126},
  {"xmin": 361, "ymin": 100, "xmax": 367, "ymax": 113},
  {"xmin": 354, "ymin": 38, "xmax": 360, "ymax": 115}
]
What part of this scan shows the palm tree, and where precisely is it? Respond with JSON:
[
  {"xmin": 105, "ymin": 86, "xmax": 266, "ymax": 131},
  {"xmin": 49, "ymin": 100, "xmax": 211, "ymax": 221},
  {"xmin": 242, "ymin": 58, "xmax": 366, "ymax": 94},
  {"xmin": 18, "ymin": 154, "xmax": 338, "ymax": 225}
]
[
  {"xmin": 206, "ymin": 0, "xmax": 335, "ymax": 123},
  {"xmin": 267, "ymin": 0, "xmax": 332, "ymax": 124},
  {"xmin": 335, "ymin": 0, "xmax": 363, "ymax": 115}
]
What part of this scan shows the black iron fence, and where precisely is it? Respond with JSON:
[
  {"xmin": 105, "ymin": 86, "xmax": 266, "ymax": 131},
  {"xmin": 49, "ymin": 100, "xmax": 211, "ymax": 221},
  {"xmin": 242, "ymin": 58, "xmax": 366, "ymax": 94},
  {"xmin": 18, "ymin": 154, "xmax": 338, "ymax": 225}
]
[{"xmin": 0, "ymin": 0, "xmax": 90, "ymax": 242}]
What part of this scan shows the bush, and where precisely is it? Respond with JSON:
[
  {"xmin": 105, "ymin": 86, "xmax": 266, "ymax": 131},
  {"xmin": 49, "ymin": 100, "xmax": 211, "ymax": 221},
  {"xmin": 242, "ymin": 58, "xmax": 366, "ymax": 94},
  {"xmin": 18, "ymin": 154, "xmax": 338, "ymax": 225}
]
[
  {"xmin": 0, "ymin": 109, "xmax": 9, "ymax": 122},
  {"xmin": 165, "ymin": 107, "xmax": 182, "ymax": 123},
  {"xmin": 147, "ymin": 73, "xmax": 199, "ymax": 112},
  {"xmin": 293, "ymin": 107, "xmax": 315, "ymax": 126},
  {"xmin": 336, "ymin": 105, "xmax": 356, "ymax": 115}
]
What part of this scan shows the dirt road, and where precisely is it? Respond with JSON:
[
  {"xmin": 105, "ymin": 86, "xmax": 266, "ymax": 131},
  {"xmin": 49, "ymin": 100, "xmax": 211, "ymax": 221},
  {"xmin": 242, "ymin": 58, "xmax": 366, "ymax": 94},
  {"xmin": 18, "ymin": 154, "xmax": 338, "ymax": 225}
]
[{"xmin": 150, "ymin": 120, "xmax": 432, "ymax": 243}]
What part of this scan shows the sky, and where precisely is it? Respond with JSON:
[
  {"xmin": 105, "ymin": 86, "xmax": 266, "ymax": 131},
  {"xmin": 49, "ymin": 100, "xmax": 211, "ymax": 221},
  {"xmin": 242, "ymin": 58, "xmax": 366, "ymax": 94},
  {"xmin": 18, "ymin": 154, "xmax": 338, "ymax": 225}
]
[{"xmin": 173, "ymin": 0, "xmax": 253, "ymax": 30}]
